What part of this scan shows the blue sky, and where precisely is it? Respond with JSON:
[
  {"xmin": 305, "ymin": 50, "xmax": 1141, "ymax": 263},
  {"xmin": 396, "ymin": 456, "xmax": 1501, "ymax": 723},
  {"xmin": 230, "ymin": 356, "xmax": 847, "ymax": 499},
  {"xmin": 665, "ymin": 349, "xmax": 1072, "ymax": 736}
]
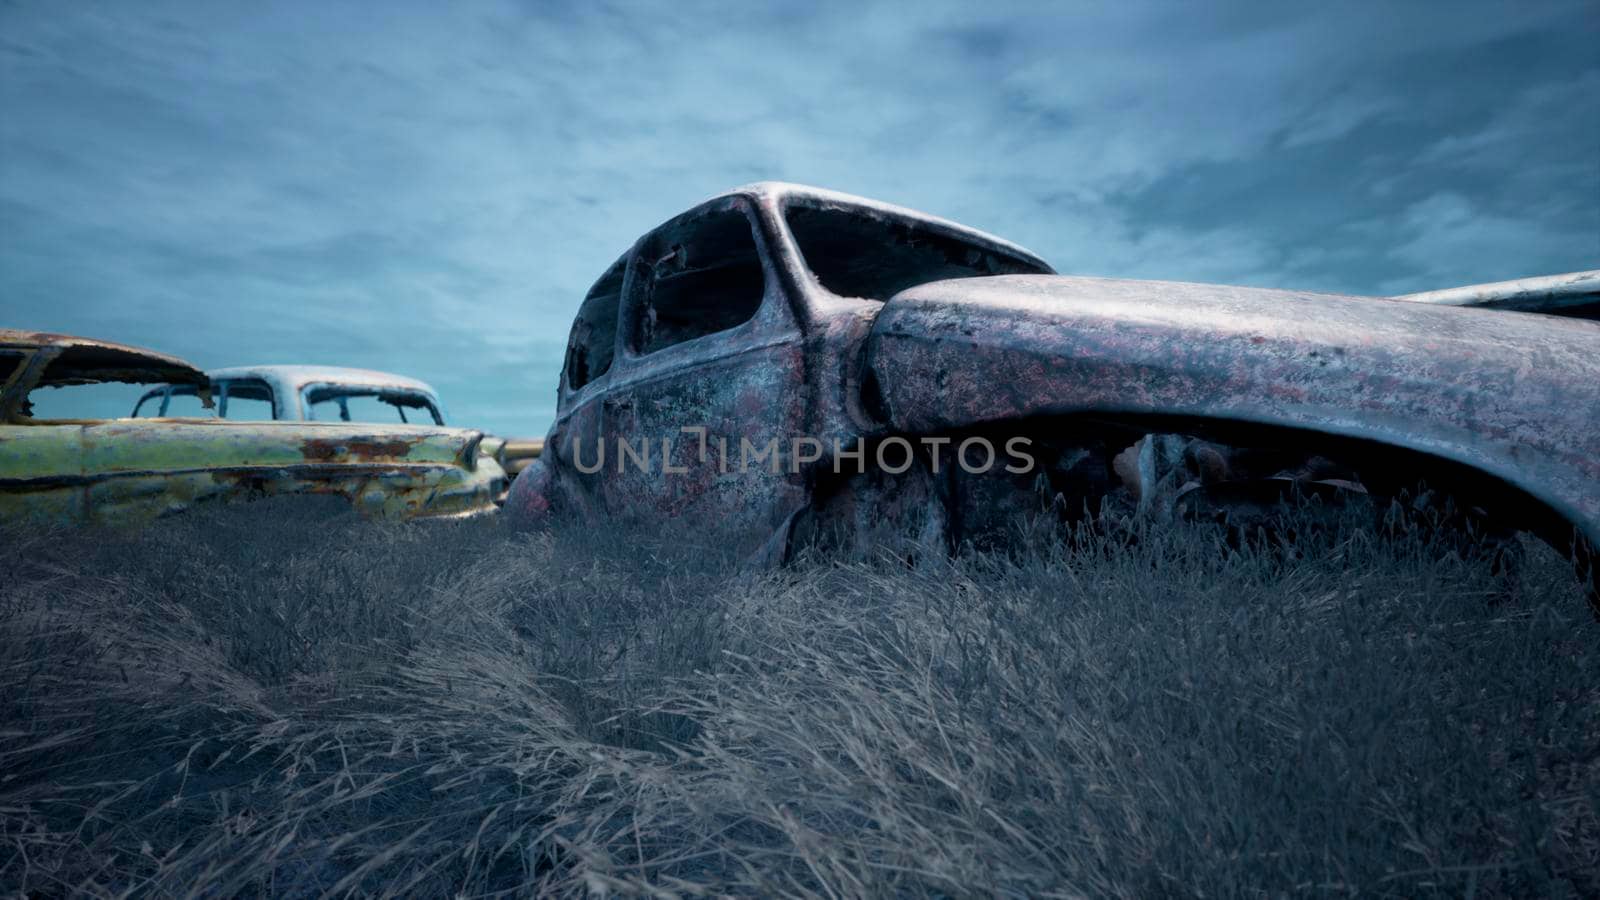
[{"xmin": 3, "ymin": 0, "xmax": 1596, "ymax": 436}]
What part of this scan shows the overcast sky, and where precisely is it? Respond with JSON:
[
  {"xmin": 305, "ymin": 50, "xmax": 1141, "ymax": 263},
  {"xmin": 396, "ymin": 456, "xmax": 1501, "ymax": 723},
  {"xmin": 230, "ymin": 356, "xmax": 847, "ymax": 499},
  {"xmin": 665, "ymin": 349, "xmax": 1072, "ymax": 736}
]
[{"xmin": 3, "ymin": 0, "xmax": 1596, "ymax": 435}]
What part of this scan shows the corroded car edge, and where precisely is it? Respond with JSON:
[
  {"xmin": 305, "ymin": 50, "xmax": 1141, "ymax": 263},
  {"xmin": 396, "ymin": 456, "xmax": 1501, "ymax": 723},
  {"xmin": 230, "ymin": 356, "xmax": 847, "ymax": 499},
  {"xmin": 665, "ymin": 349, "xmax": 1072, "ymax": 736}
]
[
  {"xmin": 0, "ymin": 330, "xmax": 506, "ymax": 524},
  {"xmin": 0, "ymin": 330, "xmax": 213, "ymax": 419},
  {"xmin": 1394, "ymin": 269, "xmax": 1600, "ymax": 317}
]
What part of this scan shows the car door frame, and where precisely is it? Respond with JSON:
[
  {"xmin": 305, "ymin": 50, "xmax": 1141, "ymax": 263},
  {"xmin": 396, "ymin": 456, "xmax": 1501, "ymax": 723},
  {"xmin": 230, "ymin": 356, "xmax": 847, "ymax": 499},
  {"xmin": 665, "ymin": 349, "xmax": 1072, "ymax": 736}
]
[{"xmin": 592, "ymin": 191, "xmax": 812, "ymax": 540}]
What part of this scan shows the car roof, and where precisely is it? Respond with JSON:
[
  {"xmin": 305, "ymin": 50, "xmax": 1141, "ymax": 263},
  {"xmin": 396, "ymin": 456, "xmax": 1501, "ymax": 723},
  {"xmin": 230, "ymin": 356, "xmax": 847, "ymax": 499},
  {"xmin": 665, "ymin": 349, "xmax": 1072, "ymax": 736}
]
[
  {"xmin": 724, "ymin": 181, "xmax": 1055, "ymax": 274},
  {"xmin": 0, "ymin": 329, "xmax": 208, "ymax": 390},
  {"xmin": 573, "ymin": 182, "xmax": 1057, "ymax": 311},
  {"xmin": 208, "ymin": 365, "xmax": 440, "ymax": 397}
]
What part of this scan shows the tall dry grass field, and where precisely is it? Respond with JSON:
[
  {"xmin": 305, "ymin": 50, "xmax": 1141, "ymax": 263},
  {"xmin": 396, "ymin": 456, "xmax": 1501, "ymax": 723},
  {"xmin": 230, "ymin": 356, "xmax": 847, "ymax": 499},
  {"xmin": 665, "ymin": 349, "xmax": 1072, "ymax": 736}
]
[{"xmin": 2, "ymin": 496, "xmax": 1596, "ymax": 897}]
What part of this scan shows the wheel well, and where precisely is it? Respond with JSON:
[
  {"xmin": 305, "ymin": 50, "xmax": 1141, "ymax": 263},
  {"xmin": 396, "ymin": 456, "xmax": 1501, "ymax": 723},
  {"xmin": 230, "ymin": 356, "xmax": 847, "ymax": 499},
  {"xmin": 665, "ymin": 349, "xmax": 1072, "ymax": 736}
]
[{"xmin": 800, "ymin": 413, "xmax": 1597, "ymax": 602}]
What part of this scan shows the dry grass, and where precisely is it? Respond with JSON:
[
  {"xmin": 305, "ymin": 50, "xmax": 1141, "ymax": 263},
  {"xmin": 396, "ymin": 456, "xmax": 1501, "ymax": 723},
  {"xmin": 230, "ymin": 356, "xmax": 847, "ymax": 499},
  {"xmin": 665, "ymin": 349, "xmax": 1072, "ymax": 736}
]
[{"xmin": 1, "ymin": 495, "xmax": 1596, "ymax": 897}]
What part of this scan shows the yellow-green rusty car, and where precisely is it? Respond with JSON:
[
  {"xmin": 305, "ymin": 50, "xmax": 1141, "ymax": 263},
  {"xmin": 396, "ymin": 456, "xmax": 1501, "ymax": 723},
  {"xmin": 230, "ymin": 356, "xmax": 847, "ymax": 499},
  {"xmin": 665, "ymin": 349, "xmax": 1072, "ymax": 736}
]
[{"xmin": 0, "ymin": 330, "xmax": 507, "ymax": 524}]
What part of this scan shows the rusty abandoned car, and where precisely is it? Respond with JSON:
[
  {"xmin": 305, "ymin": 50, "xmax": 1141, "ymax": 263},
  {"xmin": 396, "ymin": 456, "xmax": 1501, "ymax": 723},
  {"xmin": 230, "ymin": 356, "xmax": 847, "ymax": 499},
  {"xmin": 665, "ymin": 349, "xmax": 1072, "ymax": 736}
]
[
  {"xmin": 134, "ymin": 365, "xmax": 451, "ymax": 425},
  {"xmin": 135, "ymin": 363, "xmax": 544, "ymax": 489},
  {"xmin": 506, "ymin": 182, "xmax": 1599, "ymax": 595},
  {"xmin": 0, "ymin": 330, "xmax": 507, "ymax": 523}
]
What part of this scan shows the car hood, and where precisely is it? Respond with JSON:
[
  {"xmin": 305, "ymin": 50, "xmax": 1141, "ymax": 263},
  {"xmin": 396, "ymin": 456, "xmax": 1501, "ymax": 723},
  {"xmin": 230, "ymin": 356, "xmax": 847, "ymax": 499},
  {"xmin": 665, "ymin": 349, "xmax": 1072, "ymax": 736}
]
[{"xmin": 864, "ymin": 273, "xmax": 1600, "ymax": 544}]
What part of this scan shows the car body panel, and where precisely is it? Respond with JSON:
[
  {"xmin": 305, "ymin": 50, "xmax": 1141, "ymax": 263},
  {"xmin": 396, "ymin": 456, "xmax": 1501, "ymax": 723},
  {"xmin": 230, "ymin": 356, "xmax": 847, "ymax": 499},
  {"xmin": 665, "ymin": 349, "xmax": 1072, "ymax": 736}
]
[
  {"xmin": 1, "ymin": 330, "xmax": 504, "ymax": 524},
  {"xmin": 866, "ymin": 274, "xmax": 1600, "ymax": 547},
  {"xmin": 536, "ymin": 194, "xmax": 813, "ymax": 554}
]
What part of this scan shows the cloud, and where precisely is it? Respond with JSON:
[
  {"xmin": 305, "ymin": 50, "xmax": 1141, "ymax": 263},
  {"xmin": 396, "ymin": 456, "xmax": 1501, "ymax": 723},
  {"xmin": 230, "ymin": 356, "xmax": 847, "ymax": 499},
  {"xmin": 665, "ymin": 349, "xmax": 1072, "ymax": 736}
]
[
  {"xmin": 1376, "ymin": 192, "xmax": 1598, "ymax": 295},
  {"xmin": 1, "ymin": 0, "xmax": 1595, "ymax": 434}
]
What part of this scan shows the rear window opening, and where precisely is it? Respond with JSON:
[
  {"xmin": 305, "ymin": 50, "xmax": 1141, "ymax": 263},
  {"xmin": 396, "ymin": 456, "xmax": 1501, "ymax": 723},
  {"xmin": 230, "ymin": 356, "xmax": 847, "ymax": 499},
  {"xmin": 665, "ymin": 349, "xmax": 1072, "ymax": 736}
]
[
  {"xmin": 633, "ymin": 206, "xmax": 765, "ymax": 354},
  {"xmin": 785, "ymin": 202, "xmax": 1047, "ymax": 301}
]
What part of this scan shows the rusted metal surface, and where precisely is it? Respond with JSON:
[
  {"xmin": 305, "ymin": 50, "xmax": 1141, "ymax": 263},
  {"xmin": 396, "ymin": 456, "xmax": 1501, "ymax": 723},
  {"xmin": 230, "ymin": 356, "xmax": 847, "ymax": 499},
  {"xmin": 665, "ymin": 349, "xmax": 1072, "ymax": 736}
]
[
  {"xmin": 504, "ymin": 182, "xmax": 1598, "ymax": 582},
  {"xmin": 867, "ymin": 275, "xmax": 1600, "ymax": 549},
  {"xmin": 133, "ymin": 363, "xmax": 543, "ymax": 506},
  {"xmin": 0, "ymin": 330, "xmax": 210, "ymax": 389},
  {"xmin": 1394, "ymin": 269, "xmax": 1600, "ymax": 318},
  {"xmin": 1, "ymin": 332, "xmax": 504, "ymax": 525},
  {"xmin": 1, "ymin": 330, "xmax": 213, "ymax": 420}
]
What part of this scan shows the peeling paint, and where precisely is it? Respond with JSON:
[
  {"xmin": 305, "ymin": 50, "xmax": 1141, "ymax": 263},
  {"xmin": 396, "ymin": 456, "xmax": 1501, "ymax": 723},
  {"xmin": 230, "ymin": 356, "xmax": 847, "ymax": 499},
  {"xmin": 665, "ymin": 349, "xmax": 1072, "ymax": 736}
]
[{"xmin": 299, "ymin": 437, "xmax": 425, "ymax": 462}]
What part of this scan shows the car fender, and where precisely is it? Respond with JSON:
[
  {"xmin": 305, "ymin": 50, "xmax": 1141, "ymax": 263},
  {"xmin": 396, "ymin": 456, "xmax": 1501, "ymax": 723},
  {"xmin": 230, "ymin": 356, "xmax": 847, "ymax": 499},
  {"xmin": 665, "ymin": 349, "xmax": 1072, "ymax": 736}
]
[
  {"xmin": 864, "ymin": 274, "xmax": 1600, "ymax": 547},
  {"xmin": 504, "ymin": 454, "xmax": 554, "ymax": 527}
]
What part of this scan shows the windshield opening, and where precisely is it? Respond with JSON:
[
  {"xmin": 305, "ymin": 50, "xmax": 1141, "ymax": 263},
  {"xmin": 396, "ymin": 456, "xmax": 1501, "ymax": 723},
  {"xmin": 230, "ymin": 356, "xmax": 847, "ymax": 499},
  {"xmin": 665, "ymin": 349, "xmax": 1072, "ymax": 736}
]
[
  {"xmin": 302, "ymin": 385, "xmax": 443, "ymax": 425},
  {"xmin": 784, "ymin": 201, "xmax": 1048, "ymax": 301}
]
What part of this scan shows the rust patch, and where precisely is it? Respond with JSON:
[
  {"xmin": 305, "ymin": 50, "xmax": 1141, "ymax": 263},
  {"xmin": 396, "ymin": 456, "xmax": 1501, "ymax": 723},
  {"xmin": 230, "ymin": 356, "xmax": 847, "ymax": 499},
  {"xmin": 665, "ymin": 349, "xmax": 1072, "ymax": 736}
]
[{"xmin": 300, "ymin": 437, "xmax": 420, "ymax": 462}]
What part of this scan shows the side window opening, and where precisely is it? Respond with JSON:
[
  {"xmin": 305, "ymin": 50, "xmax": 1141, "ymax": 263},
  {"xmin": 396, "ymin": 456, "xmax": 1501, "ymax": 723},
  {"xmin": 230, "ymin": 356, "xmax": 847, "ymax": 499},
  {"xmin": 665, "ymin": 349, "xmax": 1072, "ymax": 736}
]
[
  {"xmin": 633, "ymin": 207, "xmax": 765, "ymax": 354},
  {"xmin": 784, "ymin": 202, "xmax": 1048, "ymax": 302},
  {"xmin": 219, "ymin": 379, "xmax": 276, "ymax": 420},
  {"xmin": 565, "ymin": 259, "xmax": 623, "ymax": 392}
]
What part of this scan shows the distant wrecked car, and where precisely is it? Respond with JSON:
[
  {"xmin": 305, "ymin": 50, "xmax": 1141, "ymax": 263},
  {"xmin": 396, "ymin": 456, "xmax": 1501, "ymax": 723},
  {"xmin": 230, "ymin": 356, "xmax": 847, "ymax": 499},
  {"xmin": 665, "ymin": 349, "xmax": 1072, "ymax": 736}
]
[
  {"xmin": 133, "ymin": 365, "xmax": 451, "ymax": 425},
  {"xmin": 507, "ymin": 182, "xmax": 1598, "ymax": 594},
  {"xmin": 135, "ymin": 364, "xmax": 543, "ymax": 499},
  {"xmin": 0, "ymin": 331, "xmax": 506, "ymax": 523}
]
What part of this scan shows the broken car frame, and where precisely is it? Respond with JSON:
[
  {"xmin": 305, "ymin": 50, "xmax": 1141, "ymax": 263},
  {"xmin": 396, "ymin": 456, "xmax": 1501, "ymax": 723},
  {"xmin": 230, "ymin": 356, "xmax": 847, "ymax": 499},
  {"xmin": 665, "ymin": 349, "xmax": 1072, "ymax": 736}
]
[
  {"xmin": 133, "ymin": 365, "xmax": 450, "ymax": 425},
  {"xmin": 506, "ymin": 183, "xmax": 1599, "ymax": 599},
  {"xmin": 0, "ymin": 330, "xmax": 506, "ymax": 523},
  {"xmin": 135, "ymin": 363, "xmax": 542, "ymax": 503}
]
